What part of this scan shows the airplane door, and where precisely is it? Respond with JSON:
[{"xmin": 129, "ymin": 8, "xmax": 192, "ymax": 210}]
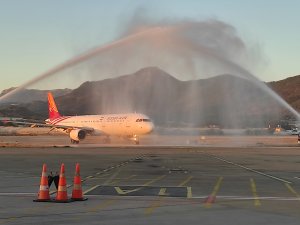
[{"xmin": 125, "ymin": 117, "xmax": 131, "ymax": 135}]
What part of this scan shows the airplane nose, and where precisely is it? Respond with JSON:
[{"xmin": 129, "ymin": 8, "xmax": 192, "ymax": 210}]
[{"xmin": 148, "ymin": 122, "xmax": 154, "ymax": 133}]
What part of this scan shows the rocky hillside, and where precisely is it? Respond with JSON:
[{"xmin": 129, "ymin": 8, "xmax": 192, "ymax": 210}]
[
  {"xmin": 0, "ymin": 67, "xmax": 299, "ymax": 127},
  {"xmin": 0, "ymin": 88, "xmax": 71, "ymax": 103},
  {"xmin": 269, "ymin": 75, "xmax": 300, "ymax": 112}
]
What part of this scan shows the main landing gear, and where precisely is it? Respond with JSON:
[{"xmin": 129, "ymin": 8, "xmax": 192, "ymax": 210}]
[
  {"xmin": 102, "ymin": 136, "xmax": 111, "ymax": 144},
  {"xmin": 133, "ymin": 135, "xmax": 139, "ymax": 145},
  {"xmin": 70, "ymin": 139, "xmax": 79, "ymax": 144}
]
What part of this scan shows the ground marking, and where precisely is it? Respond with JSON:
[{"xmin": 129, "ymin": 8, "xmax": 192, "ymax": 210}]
[
  {"xmin": 187, "ymin": 187, "xmax": 192, "ymax": 198},
  {"xmin": 158, "ymin": 188, "xmax": 169, "ymax": 196},
  {"xmin": 115, "ymin": 175, "xmax": 166, "ymax": 195},
  {"xmin": 191, "ymin": 196, "xmax": 300, "ymax": 201},
  {"xmin": 84, "ymin": 173, "xmax": 137, "ymax": 214},
  {"xmin": 206, "ymin": 153, "xmax": 292, "ymax": 184},
  {"xmin": 204, "ymin": 177, "xmax": 223, "ymax": 208},
  {"xmin": 0, "ymin": 217, "xmax": 16, "ymax": 224},
  {"xmin": 285, "ymin": 183, "xmax": 300, "ymax": 198},
  {"xmin": 110, "ymin": 175, "xmax": 136, "ymax": 185},
  {"xmin": 178, "ymin": 176, "xmax": 193, "ymax": 187},
  {"xmin": 250, "ymin": 178, "xmax": 261, "ymax": 206},
  {"xmin": 89, "ymin": 199, "xmax": 117, "ymax": 212},
  {"xmin": 83, "ymin": 185, "xmax": 100, "ymax": 195},
  {"xmin": 145, "ymin": 175, "xmax": 193, "ymax": 215}
]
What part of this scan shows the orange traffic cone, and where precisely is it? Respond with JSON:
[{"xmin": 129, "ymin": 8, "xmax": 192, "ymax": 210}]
[
  {"xmin": 55, "ymin": 163, "xmax": 70, "ymax": 202},
  {"xmin": 72, "ymin": 163, "xmax": 87, "ymax": 201},
  {"xmin": 34, "ymin": 163, "xmax": 50, "ymax": 202}
]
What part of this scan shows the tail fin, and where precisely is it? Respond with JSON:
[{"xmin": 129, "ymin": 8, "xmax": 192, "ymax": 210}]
[{"xmin": 48, "ymin": 92, "xmax": 61, "ymax": 119}]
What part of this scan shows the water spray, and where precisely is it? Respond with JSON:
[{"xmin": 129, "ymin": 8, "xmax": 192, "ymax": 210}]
[{"xmin": 0, "ymin": 20, "xmax": 299, "ymax": 122}]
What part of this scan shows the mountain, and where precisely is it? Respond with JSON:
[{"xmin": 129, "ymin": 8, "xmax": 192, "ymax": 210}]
[
  {"xmin": 0, "ymin": 67, "xmax": 299, "ymax": 127},
  {"xmin": 268, "ymin": 75, "xmax": 300, "ymax": 111},
  {"xmin": 0, "ymin": 88, "xmax": 72, "ymax": 103}
]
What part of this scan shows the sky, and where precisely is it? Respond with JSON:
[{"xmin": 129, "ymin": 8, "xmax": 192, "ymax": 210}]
[{"xmin": 0, "ymin": 0, "xmax": 300, "ymax": 91}]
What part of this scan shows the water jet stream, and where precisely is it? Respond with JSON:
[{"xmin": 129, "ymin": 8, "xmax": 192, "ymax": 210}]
[
  {"xmin": 0, "ymin": 22, "xmax": 299, "ymax": 122},
  {"xmin": 0, "ymin": 27, "xmax": 167, "ymax": 102}
]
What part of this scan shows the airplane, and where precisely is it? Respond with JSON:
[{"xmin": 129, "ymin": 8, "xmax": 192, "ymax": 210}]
[{"xmin": 44, "ymin": 92, "xmax": 154, "ymax": 144}]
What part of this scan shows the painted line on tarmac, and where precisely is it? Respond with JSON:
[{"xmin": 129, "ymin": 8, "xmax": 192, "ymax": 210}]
[
  {"xmin": 142, "ymin": 175, "xmax": 169, "ymax": 215},
  {"xmin": 86, "ymin": 174, "xmax": 167, "ymax": 215},
  {"xmin": 294, "ymin": 177, "xmax": 300, "ymax": 180},
  {"xmin": 204, "ymin": 177, "xmax": 223, "ymax": 208},
  {"xmin": 0, "ymin": 217, "xmax": 16, "ymax": 224},
  {"xmin": 285, "ymin": 183, "xmax": 300, "ymax": 198},
  {"xmin": 89, "ymin": 198, "xmax": 117, "ymax": 212},
  {"xmin": 145, "ymin": 198, "xmax": 162, "ymax": 215},
  {"xmin": 145, "ymin": 175, "xmax": 192, "ymax": 215},
  {"xmin": 250, "ymin": 178, "xmax": 261, "ymax": 206},
  {"xmin": 116, "ymin": 175, "xmax": 167, "ymax": 195},
  {"xmin": 83, "ymin": 185, "xmax": 100, "ymax": 195},
  {"xmin": 82, "ymin": 173, "xmax": 138, "ymax": 217},
  {"xmin": 1, "ymin": 192, "xmax": 299, "ymax": 202},
  {"xmin": 56, "ymin": 154, "xmax": 146, "ymax": 195},
  {"xmin": 191, "ymin": 195, "xmax": 300, "ymax": 201},
  {"xmin": 178, "ymin": 176, "xmax": 193, "ymax": 187},
  {"xmin": 109, "ymin": 175, "xmax": 137, "ymax": 185},
  {"xmin": 187, "ymin": 187, "xmax": 192, "ymax": 198},
  {"xmin": 206, "ymin": 153, "xmax": 292, "ymax": 184},
  {"xmin": 177, "ymin": 176, "xmax": 193, "ymax": 198}
]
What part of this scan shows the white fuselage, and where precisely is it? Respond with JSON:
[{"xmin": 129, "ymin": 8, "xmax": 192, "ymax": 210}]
[{"xmin": 49, "ymin": 113, "xmax": 154, "ymax": 136}]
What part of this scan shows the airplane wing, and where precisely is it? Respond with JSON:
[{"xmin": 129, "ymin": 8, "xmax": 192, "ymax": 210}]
[{"xmin": 1, "ymin": 119, "xmax": 95, "ymax": 134}]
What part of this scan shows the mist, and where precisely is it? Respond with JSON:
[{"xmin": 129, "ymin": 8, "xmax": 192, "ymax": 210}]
[{"xmin": 0, "ymin": 15, "xmax": 299, "ymax": 127}]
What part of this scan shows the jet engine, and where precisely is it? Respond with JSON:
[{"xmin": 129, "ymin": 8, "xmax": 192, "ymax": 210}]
[{"xmin": 69, "ymin": 129, "xmax": 86, "ymax": 142}]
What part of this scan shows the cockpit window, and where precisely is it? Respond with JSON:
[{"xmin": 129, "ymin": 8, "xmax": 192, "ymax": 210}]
[{"xmin": 136, "ymin": 119, "xmax": 151, "ymax": 122}]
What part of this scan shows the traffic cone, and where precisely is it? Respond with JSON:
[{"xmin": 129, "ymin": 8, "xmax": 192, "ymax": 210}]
[
  {"xmin": 34, "ymin": 163, "xmax": 50, "ymax": 202},
  {"xmin": 55, "ymin": 163, "xmax": 70, "ymax": 202},
  {"xmin": 72, "ymin": 163, "xmax": 87, "ymax": 201}
]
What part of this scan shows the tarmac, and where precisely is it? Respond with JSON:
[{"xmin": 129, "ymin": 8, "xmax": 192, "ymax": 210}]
[{"xmin": 0, "ymin": 135, "xmax": 300, "ymax": 225}]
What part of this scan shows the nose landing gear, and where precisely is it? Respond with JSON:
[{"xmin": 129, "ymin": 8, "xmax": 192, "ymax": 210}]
[
  {"xmin": 133, "ymin": 135, "xmax": 139, "ymax": 145},
  {"xmin": 71, "ymin": 139, "xmax": 79, "ymax": 144}
]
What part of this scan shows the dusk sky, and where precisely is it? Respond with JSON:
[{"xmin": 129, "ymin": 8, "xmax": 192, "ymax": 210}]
[{"xmin": 0, "ymin": 0, "xmax": 300, "ymax": 91}]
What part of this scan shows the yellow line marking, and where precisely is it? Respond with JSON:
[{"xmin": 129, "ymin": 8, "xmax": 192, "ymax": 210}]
[
  {"xmin": 144, "ymin": 175, "xmax": 170, "ymax": 215},
  {"xmin": 85, "ymin": 174, "xmax": 138, "ymax": 214},
  {"xmin": 87, "ymin": 174, "xmax": 165, "ymax": 214},
  {"xmin": 205, "ymin": 177, "xmax": 223, "ymax": 208},
  {"xmin": 83, "ymin": 185, "xmax": 100, "ymax": 194},
  {"xmin": 115, "ymin": 175, "xmax": 166, "ymax": 195},
  {"xmin": 95, "ymin": 173, "xmax": 111, "ymax": 178},
  {"xmin": 0, "ymin": 217, "xmax": 17, "ymax": 224},
  {"xmin": 114, "ymin": 186, "xmax": 140, "ymax": 195},
  {"xmin": 187, "ymin": 187, "xmax": 192, "ymax": 198},
  {"xmin": 285, "ymin": 183, "xmax": 300, "ymax": 198},
  {"xmin": 145, "ymin": 199, "xmax": 162, "ymax": 215},
  {"xmin": 103, "ymin": 169, "xmax": 122, "ymax": 186},
  {"xmin": 114, "ymin": 187, "xmax": 127, "ymax": 194},
  {"xmin": 250, "ymin": 178, "xmax": 261, "ymax": 207},
  {"xmin": 144, "ymin": 175, "xmax": 166, "ymax": 186},
  {"xmin": 211, "ymin": 177, "xmax": 223, "ymax": 196},
  {"xmin": 158, "ymin": 188, "xmax": 169, "ymax": 196},
  {"xmin": 178, "ymin": 176, "xmax": 193, "ymax": 187},
  {"xmin": 89, "ymin": 199, "xmax": 117, "ymax": 212},
  {"xmin": 110, "ymin": 175, "xmax": 137, "ymax": 184},
  {"xmin": 145, "ymin": 175, "xmax": 193, "ymax": 215},
  {"xmin": 85, "ymin": 173, "xmax": 136, "ymax": 195}
]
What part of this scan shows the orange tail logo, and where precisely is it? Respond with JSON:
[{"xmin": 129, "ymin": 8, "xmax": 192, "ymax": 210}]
[{"xmin": 48, "ymin": 92, "xmax": 61, "ymax": 119}]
